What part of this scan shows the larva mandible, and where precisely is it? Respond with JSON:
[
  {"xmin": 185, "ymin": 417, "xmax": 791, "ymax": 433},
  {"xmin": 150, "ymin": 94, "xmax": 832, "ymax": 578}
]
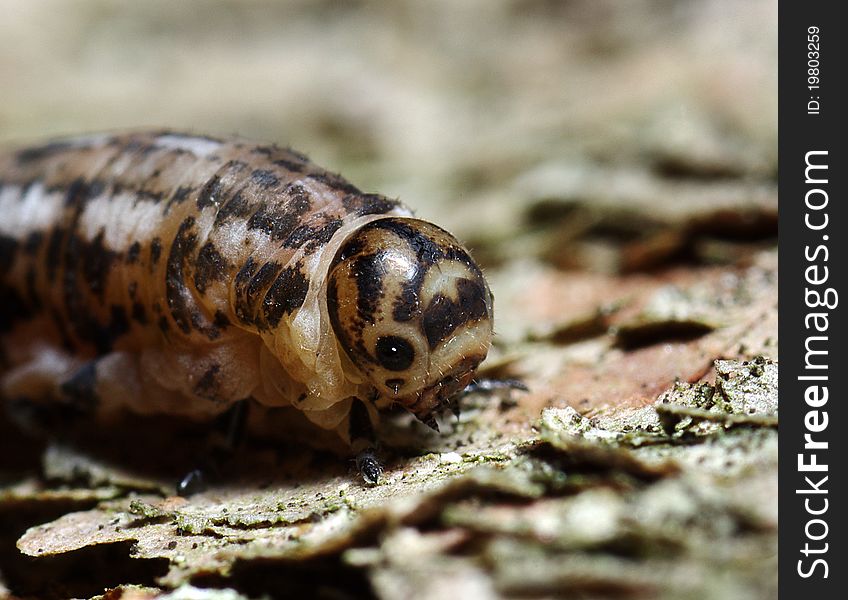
[{"xmin": 0, "ymin": 131, "xmax": 494, "ymax": 469}]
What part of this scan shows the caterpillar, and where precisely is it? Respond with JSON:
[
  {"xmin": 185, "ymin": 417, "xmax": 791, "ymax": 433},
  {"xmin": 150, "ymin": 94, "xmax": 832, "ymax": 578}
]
[{"xmin": 0, "ymin": 131, "xmax": 494, "ymax": 482}]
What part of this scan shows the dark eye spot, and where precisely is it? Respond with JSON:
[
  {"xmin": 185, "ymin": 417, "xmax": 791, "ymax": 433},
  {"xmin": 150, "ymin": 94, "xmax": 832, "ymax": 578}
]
[{"xmin": 375, "ymin": 336, "xmax": 415, "ymax": 371}]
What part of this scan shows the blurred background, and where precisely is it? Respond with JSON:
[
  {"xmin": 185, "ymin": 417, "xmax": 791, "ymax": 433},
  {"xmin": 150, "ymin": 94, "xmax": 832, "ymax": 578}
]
[{"xmin": 0, "ymin": 0, "xmax": 776, "ymax": 239}]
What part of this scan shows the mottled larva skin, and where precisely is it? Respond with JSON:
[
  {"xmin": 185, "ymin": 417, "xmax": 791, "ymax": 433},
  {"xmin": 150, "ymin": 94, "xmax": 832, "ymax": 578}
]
[{"xmin": 0, "ymin": 131, "xmax": 493, "ymax": 449}]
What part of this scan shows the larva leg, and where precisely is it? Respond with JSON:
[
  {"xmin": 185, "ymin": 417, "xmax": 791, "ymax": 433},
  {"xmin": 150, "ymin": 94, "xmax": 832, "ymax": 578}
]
[
  {"xmin": 348, "ymin": 400, "xmax": 382, "ymax": 485},
  {"xmin": 220, "ymin": 398, "xmax": 249, "ymax": 452},
  {"xmin": 176, "ymin": 399, "xmax": 250, "ymax": 497},
  {"xmin": 177, "ymin": 469, "xmax": 207, "ymax": 497},
  {"xmin": 355, "ymin": 449, "xmax": 383, "ymax": 486}
]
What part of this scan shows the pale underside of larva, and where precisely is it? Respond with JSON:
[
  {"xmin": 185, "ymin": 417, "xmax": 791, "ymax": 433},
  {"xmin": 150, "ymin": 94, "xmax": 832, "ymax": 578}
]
[{"xmin": 0, "ymin": 131, "xmax": 494, "ymax": 449}]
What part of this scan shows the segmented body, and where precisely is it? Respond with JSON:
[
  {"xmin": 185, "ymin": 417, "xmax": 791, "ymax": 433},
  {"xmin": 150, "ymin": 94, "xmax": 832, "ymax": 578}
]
[{"xmin": 0, "ymin": 132, "xmax": 493, "ymax": 447}]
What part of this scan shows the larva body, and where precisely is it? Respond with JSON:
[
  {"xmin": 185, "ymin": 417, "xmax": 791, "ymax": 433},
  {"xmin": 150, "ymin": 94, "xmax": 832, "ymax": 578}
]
[{"xmin": 0, "ymin": 132, "xmax": 493, "ymax": 449}]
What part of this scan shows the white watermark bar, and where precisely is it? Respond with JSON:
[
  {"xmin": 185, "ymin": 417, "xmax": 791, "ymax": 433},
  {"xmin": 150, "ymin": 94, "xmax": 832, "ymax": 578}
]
[{"xmin": 780, "ymin": 4, "xmax": 847, "ymax": 596}]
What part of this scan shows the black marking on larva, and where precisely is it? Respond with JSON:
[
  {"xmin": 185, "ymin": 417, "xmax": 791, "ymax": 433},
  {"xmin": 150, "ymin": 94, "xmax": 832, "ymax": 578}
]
[
  {"xmin": 327, "ymin": 278, "xmax": 341, "ymax": 329},
  {"xmin": 45, "ymin": 228, "xmax": 65, "ymax": 283},
  {"xmin": 251, "ymin": 169, "xmax": 280, "ymax": 189},
  {"xmin": 196, "ymin": 175, "xmax": 223, "ymax": 210},
  {"xmin": 121, "ymin": 139, "xmax": 157, "ymax": 156},
  {"xmin": 456, "ymin": 277, "xmax": 490, "ymax": 320},
  {"xmin": 158, "ymin": 315, "xmax": 170, "ymax": 333},
  {"xmin": 247, "ymin": 185, "xmax": 312, "ymax": 240},
  {"xmin": 63, "ymin": 178, "xmax": 89, "ymax": 207},
  {"xmin": 353, "ymin": 252, "xmax": 385, "ymax": 326},
  {"xmin": 61, "ymin": 226, "xmax": 90, "ymax": 346},
  {"xmin": 286, "ymin": 183, "xmax": 312, "ymax": 208},
  {"xmin": 80, "ymin": 229, "xmax": 120, "ymax": 300},
  {"xmin": 0, "ymin": 235, "xmax": 17, "ymax": 275},
  {"xmin": 109, "ymin": 180, "xmax": 126, "ymax": 196},
  {"xmin": 56, "ymin": 178, "xmax": 105, "ymax": 207},
  {"xmin": 445, "ymin": 245, "xmax": 482, "ymax": 277},
  {"xmin": 0, "ymin": 285, "xmax": 30, "ymax": 332},
  {"xmin": 306, "ymin": 171, "xmax": 361, "ymax": 195},
  {"xmin": 307, "ymin": 219, "xmax": 343, "ymax": 252},
  {"xmin": 60, "ymin": 361, "xmax": 99, "ymax": 411},
  {"xmin": 213, "ymin": 191, "xmax": 253, "ymax": 226},
  {"xmin": 23, "ymin": 231, "xmax": 44, "ymax": 256},
  {"xmin": 288, "ymin": 148, "xmax": 310, "ymax": 162},
  {"xmin": 107, "ymin": 305, "xmax": 130, "ymax": 345},
  {"xmin": 282, "ymin": 218, "xmax": 338, "ymax": 252},
  {"xmin": 15, "ymin": 141, "xmax": 73, "ymax": 164},
  {"xmin": 272, "ymin": 158, "xmax": 305, "ymax": 173},
  {"xmin": 163, "ymin": 185, "xmax": 194, "ymax": 215},
  {"xmin": 15, "ymin": 180, "xmax": 32, "ymax": 203},
  {"xmin": 248, "ymin": 262, "xmax": 283, "ymax": 299},
  {"xmin": 194, "ymin": 242, "xmax": 229, "ymax": 294},
  {"xmin": 342, "ymin": 193, "xmax": 399, "ymax": 216},
  {"xmin": 47, "ymin": 306, "xmax": 73, "ymax": 351},
  {"xmin": 25, "ymin": 266, "xmax": 41, "ymax": 311},
  {"xmin": 134, "ymin": 188, "xmax": 165, "ymax": 204},
  {"xmin": 370, "ymin": 219, "xmax": 444, "ymax": 266},
  {"xmin": 191, "ymin": 309, "xmax": 222, "ymax": 341},
  {"xmin": 65, "ymin": 302, "xmax": 130, "ymax": 355},
  {"xmin": 284, "ymin": 222, "xmax": 326, "ymax": 250},
  {"xmin": 89, "ymin": 179, "xmax": 107, "ymax": 199},
  {"xmin": 375, "ymin": 336, "xmax": 415, "ymax": 371},
  {"xmin": 336, "ymin": 237, "xmax": 365, "ymax": 263},
  {"xmin": 233, "ymin": 257, "xmax": 258, "ymax": 284},
  {"xmin": 392, "ymin": 265, "xmax": 425, "ymax": 323},
  {"xmin": 165, "ymin": 217, "xmax": 199, "ymax": 334},
  {"xmin": 213, "ymin": 309, "xmax": 231, "ymax": 329},
  {"xmin": 197, "ymin": 162, "xmax": 249, "ymax": 212},
  {"xmin": 251, "ymin": 145, "xmax": 275, "ymax": 157},
  {"xmin": 236, "ymin": 261, "xmax": 283, "ymax": 326},
  {"xmin": 421, "ymin": 278, "xmax": 489, "ymax": 350},
  {"xmin": 132, "ymin": 301, "xmax": 147, "ymax": 325},
  {"xmin": 247, "ymin": 205, "xmax": 299, "ymax": 241},
  {"xmin": 421, "ymin": 295, "xmax": 459, "ymax": 350},
  {"xmin": 194, "ymin": 364, "xmax": 222, "ymax": 401},
  {"xmin": 229, "ymin": 160, "xmax": 249, "ymax": 171},
  {"xmin": 262, "ymin": 262, "xmax": 310, "ymax": 327},
  {"xmin": 169, "ymin": 185, "xmax": 193, "ymax": 205},
  {"xmin": 128, "ymin": 281, "xmax": 137, "ymax": 299},
  {"xmin": 126, "ymin": 241, "xmax": 141, "ymax": 264},
  {"xmin": 150, "ymin": 238, "xmax": 163, "ymax": 267},
  {"xmin": 232, "ymin": 257, "xmax": 258, "ymax": 323}
]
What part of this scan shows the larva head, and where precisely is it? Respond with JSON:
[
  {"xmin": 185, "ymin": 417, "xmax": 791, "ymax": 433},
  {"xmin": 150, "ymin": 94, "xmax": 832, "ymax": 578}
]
[{"xmin": 327, "ymin": 217, "xmax": 493, "ymax": 423}]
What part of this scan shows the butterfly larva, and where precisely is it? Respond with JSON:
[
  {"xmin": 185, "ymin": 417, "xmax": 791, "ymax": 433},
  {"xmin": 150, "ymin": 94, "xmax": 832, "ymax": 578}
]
[{"xmin": 0, "ymin": 131, "xmax": 494, "ymax": 465}]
